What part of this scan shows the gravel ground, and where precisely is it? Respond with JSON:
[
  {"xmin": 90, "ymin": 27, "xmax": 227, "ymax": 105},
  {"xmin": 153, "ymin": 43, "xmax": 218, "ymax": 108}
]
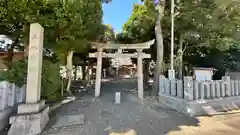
[
  {"xmin": 2, "ymin": 78, "xmax": 240, "ymax": 135},
  {"xmin": 41, "ymin": 79, "xmax": 199, "ymax": 135}
]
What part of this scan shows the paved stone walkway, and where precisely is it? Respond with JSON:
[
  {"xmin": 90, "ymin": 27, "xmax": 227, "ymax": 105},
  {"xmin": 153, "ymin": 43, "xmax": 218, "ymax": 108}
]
[{"xmin": 41, "ymin": 78, "xmax": 200, "ymax": 135}]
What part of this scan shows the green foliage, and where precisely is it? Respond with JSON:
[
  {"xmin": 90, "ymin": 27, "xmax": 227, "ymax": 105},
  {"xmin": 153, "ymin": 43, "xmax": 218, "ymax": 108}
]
[
  {"xmin": 117, "ymin": 1, "xmax": 156, "ymax": 43},
  {"xmin": 41, "ymin": 60, "xmax": 63, "ymax": 101},
  {"xmin": 0, "ymin": 0, "xmax": 112, "ymax": 100},
  {"xmin": 117, "ymin": 0, "xmax": 240, "ymax": 74},
  {"xmin": 0, "ymin": 60, "xmax": 27, "ymax": 87},
  {"xmin": 172, "ymin": 0, "xmax": 240, "ymax": 50},
  {"xmin": 0, "ymin": 59, "xmax": 63, "ymax": 101},
  {"xmin": 0, "ymin": 0, "xmax": 105, "ymax": 57},
  {"xmin": 98, "ymin": 24, "xmax": 115, "ymax": 42}
]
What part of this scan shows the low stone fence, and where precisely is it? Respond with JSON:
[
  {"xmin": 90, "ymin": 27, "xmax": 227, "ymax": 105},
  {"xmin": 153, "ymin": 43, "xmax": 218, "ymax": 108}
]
[
  {"xmin": 0, "ymin": 81, "xmax": 26, "ymax": 131},
  {"xmin": 158, "ymin": 75, "xmax": 240, "ymax": 117}
]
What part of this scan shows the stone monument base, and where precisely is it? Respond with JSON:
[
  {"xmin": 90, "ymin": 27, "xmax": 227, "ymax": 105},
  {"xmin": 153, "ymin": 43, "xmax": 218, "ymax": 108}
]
[{"xmin": 8, "ymin": 101, "xmax": 49, "ymax": 135}]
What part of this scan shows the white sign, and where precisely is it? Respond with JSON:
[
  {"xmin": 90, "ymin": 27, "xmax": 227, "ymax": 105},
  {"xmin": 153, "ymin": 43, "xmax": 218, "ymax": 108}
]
[{"xmin": 195, "ymin": 70, "xmax": 213, "ymax": 81}]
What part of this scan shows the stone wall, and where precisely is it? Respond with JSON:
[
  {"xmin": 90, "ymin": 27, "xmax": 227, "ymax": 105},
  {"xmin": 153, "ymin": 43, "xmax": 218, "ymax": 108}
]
[
  {"xmin": 0, "ymin": 81, "xmax": 26, "ymax": 131},
  {"xmin": 158, "ymin": 76, "xmax": 240, "ymax": 117}
]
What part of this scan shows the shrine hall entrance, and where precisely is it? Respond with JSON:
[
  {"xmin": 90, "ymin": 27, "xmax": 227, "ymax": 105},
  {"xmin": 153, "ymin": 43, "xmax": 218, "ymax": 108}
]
[{"xmin": 89, "ymin": 39, "xmax": 154, "ymax": 99}]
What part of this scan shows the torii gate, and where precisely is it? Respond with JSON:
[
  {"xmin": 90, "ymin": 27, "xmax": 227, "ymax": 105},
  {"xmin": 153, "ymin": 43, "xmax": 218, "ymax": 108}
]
[{"xmin": 89, "ymin": 39, "xmax": 155, "ymax": 99}]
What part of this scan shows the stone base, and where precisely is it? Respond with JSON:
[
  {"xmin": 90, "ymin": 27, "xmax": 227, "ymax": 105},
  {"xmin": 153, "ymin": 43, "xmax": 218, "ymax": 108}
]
[
  {"xmin": 17, "ymin": 100, "xmax": 45, "ymax": 114},
  {"xmin": 159, "ymin": 94, "xmax": 240, "ymax": 117},
  {"xmin": 0, "ymin": 107, "xmax": 16, "ymax": 131},
  {"xmin": 8, "ymin": 105, "xmax": 49, "ymax": 135}
]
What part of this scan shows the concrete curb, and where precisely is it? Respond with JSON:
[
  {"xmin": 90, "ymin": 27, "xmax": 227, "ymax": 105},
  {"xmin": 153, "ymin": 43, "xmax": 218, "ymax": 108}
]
[
  {"xmin": 49, "ymin": 96, "xmax": 76, "ymax": 113},
  {"xmin": 158, "ymin": 94, "xmax": 240, "ymax": 117}
]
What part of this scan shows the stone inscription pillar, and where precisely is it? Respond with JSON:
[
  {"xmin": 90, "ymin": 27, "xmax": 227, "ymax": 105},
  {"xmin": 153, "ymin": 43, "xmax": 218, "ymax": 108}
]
[
  {"xmin": 25, "ymin": 24, "xmax": 43, "ymax": 103},
  {"xmin": 8, "ymin": 23, "xmax": 49, "ymax": 135},
  {"xmin": 95, "ymin": 48, "xmax": 103, "ymax": 97}
]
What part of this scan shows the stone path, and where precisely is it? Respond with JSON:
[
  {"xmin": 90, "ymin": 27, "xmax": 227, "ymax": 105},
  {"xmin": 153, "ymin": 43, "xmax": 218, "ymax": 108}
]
[{"xmin": 41, "ymin": 78, "xmax": 200, "ymax": 135}]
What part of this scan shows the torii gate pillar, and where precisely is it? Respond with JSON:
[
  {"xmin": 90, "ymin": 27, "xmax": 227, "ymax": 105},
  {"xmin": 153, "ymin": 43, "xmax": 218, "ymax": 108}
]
[
  {"xmin": 95, "ymin": 48, "xmax": 103, "ymax": 97},
  {"xmin": 137, "ymin": 49, "xmax": 144, "ymax": 99}
]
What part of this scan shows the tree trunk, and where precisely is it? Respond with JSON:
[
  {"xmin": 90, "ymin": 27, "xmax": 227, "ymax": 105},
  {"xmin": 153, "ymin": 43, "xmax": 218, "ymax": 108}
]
[
  {"xmin": 66, "ymin": 50, "xmax": 74, "ymax": 95},
  {"xmin": 152, "ymin": 1, "xmax": 165, "ymax": 96},
  {"xmin": 7, "ymin": 37, "xmax": 19, "ymax": 69},
  {"xmin": 177, "ymin": 35, "xmax": 184, "ymax": 80},
  {"xmin": 7, "ymin": 45, "xmax": 14, "ymax": 69},
  {"xmin": 82, "ymin": 64, "xmax": 86, "ymax": 80},
  {"xmin": 23, "ymin": 24, "xmax": 30, "ymax": 57},
  {"xmin": 179, "ymin": 37, "xmax": 184, "ymax": 80},
  {"xmin": 143, "ymin": 60, "xmax": 150, "ymax": 87}
]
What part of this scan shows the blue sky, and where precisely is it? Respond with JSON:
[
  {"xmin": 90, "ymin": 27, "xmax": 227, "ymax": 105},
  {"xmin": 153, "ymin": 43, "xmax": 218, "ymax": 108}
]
[{"xmin": 103, "ymin": 0, "xmax": 142, "ymax": 33}]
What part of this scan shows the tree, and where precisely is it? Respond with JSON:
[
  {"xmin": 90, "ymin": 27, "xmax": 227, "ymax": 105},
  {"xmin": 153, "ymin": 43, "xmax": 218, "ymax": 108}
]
[
  {"xmin": 168, "ymin": 0, "xmax": 240, "ymax": 78},
  {"xmin": 0, "ymin": 0, "xmax": 110, "ymax": 97},
  {"xmin": 116, "ymin": 1, "xmax": 156, "ymax": 87},
  {"xmin": 98, "ymin": 24, "xmax": 115, "ymax": 42},
  {"xmin": 119, "ymin": 2, "xmax": 156, "ymax": 43},
  {"xmin": 118, "ymin": 0, "xmax": 240, "ymax": 94},
  {"xmin": 137, "ymin": 0, "xmax": 165, "ymax": 96}
]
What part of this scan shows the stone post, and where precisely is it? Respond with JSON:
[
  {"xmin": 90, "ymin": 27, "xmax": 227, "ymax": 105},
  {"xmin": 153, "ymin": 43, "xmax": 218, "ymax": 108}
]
[
  {"xmin": 234, "ymin": 80, "xmax": 239, "ymax": 96},
  {"xmin": 115, "ymin": 92, "xmax": 121, "ymax": 104},
  {"xmin": 137, "ymin": 49, "xmax": 144, "ymax": 99},
  {"xmin": 220, "ymin": 81, "xmax": 226, "ymax": 97},
  {"xmin": 170, "ymin": 80, "xmax": 176, "ymax": 96},
  {"xmin": 184, "ymin": 76, "xmax": 193, "ymax": 100},
  {"xmin": 20, "ymin": 85, "xmax": 26, "ymax": 103},
  {"xmin": 199, "ymin": 82, "xmax": 210, "ymax": 99},
  {"xmin": 165, "ymin": 79, "xmax": 170, "ymax": 95},
  {"xmin": 193, "ymin": 81, "xmax": 199, "ymax": 100},
  {"xmin": 231, "ymin": 81, "xmax": 235, "ymax": 96},
  {"xmin": 103, "ymin": 69, "xmax": 106, "ymax": 78},
  {"xmin": 222, "ymin": 76, "xmax": 230, "ymax": 96},
  {"xmin": 15, "ymin": 86, "xmax": 22, "ymax": 104},
  {"xmin": 95, "ymin": 48, "xmax": 103, "ymax": 97},
  {"xmin": 0, "ymin": 81, "xmax": 8, "ymax": 111},
  {"xmin": 210, "ymin": 81, "xmax": 216, "ymax": 98},
  {"xmin": 236, "ymin": 80, "xmax": 240, "ymax": 96},
  {"xmin": 8, "ymin": 23, "xmax": 49, "ymax": 135},
  {"xmin": 7, "ymin": 83, "xmax": 15, "ymax": 107},
  {"xmin": 177, "ymin": 80, "xmax": 183, "ymax": 98},
  {"xmin": 216, "ymin": 81, "xmax": 221, "ymax": 98},
  {"xmin": 159, "ymin": 75, "xmax": 165, "ymax": 94},
  {"xmin": 206, "ymin": 82, "xmax": 211, "ymax": 99}
]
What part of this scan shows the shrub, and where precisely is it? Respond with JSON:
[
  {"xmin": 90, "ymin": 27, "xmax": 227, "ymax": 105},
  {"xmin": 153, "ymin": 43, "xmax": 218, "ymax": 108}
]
[
  {"xmin": 0, "ymin": 59, "xmax": 63, "ymax": 101},
  {"xmin": 41, "ymin": 60, "xmax": 63, "ymax": 101}
]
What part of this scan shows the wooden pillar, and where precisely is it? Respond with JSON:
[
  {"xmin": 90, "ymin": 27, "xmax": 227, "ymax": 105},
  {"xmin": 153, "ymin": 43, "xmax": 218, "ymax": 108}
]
[
  {"xmin": 137, "ymin": 49, "xmax": 144, "ymax": 99},
  {"xmin": 95, "ymin": 48, "xmax": 103, "ymax": 97}
]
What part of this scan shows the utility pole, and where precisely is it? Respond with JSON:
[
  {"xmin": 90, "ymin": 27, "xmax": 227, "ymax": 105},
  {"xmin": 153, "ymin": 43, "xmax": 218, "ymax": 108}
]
[{"xmin": 168, "ymin": 0, "xmax": 175, "ymax": 80}]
